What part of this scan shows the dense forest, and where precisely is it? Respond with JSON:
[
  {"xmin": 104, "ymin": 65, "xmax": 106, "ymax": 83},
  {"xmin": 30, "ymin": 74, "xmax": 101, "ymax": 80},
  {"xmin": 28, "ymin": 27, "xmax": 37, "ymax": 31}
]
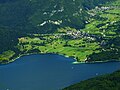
[
  {"xmin": 63, "ymin": 70, "xmax": 120, "ymax": 90},
  {"xmin": 0, "ymin": 0, "xmax": 113, "ymax": 33}
]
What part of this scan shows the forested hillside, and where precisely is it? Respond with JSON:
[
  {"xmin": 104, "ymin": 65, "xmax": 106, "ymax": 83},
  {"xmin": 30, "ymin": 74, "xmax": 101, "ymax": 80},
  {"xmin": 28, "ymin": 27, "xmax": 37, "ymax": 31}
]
[
  {"xmin": 0, "ymin": 0, "xmax": 113, "ymax": 33},
  {"xmin": 0, "ymin": 0, "xmax": 117, "ymax": 63},
  {"xmin": 0, "ymin": 0, "xmax": 113, "ymax": 51},
  {"xmin": 63, "ymin": 70, "xmax": 120, "ymax": 90}
]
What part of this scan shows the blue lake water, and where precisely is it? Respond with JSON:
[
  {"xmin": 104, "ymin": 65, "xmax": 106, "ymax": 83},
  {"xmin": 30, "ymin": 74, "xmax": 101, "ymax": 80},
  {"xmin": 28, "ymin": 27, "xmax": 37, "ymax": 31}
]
[{"xmin": 0, "ymin": 54, "xmax": 120, "ymax": 90}]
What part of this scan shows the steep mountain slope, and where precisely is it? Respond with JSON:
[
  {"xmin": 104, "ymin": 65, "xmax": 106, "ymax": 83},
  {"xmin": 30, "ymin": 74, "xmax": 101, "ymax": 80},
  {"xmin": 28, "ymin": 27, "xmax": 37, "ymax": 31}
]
[
  {"xmin": 0, "ymin": 0, "xmax": 113, "ymax": 54},
  {"xmin": 0, "ymin": 0, "xmax": 117, "ymax": 63},
  {"xmin": 0, "ymin": 0, "xmax": 113, "ymax": 33}
]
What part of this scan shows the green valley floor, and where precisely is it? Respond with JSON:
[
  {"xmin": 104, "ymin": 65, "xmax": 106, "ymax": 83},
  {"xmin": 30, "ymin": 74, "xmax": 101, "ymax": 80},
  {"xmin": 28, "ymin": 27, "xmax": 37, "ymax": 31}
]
[{"xmin": 0, "ymin": 0, "xmax": 120, "ymax": 64}]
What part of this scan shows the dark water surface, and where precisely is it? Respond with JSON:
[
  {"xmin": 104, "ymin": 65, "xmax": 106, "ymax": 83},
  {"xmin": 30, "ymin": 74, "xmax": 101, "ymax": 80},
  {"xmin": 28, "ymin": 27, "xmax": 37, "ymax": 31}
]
[{"xmin": 0, "ymin": 54, "xmax": 120, "ymax": 90}]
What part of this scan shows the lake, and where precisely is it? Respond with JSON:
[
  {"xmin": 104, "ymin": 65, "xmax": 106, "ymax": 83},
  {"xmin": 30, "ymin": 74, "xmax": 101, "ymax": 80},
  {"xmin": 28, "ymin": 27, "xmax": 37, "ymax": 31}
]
[{"xmin": 0, "ymin": 54, "xmax": 120, "ymax": 90}]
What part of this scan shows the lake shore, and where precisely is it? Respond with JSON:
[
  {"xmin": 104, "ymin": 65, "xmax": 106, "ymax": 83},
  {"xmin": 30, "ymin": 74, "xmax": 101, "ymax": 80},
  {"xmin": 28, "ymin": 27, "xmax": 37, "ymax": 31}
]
[
  {"xmin": 1, "ymin": 52, "xmax": 119, "ymax": 65},
  {"xmin": 1, "ymin": 52, "xmax": 120, "ymax": 90}
]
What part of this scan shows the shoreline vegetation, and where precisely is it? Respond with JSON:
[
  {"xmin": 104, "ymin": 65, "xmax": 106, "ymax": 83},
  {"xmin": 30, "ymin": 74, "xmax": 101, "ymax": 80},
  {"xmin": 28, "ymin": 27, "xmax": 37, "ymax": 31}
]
[{"xmin": 1, "ymin": 51, "xmax": 120, "ymax": 65}]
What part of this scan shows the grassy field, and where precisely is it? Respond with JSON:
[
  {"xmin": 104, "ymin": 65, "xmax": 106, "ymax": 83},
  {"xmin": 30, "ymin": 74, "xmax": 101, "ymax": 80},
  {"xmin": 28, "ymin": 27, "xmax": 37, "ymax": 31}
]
[
  {"xmin": 16, "ymin": 31, "xmax": 100, "ymax": 62},
  {"xmin": 0, "ymin": 0, "xmax": 120, "ymax": 64}
]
